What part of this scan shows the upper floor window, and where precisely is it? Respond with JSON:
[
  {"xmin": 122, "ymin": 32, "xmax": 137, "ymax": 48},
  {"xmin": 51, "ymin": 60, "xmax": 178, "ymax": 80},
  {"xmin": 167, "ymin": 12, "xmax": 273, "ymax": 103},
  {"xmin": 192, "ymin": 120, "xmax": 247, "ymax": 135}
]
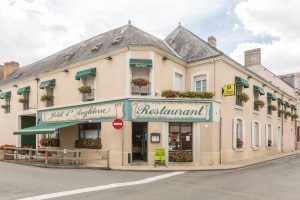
[
  {"xmin": 17, "ymin": 86, "xmax": 30, "ymax": 110},
  {"xmin": 40, "ymin": 79, "xmax": 56, "ymax": 107},
  {"xmin": 235, "ymin": 76, "xmax": 249, "ymax": 107},
  {"xmin": 174, "ymin": 72, "xmax": 183, "ymax": 91},
  {"xmin": 253, "ymin": 86, "xmax": 265, "ymax": 111},
  {"xmin": 79, "ymin": 123, "xmax": 101, "ymax": 139},
  {"xmin": 0, "ymin": 91, "xmax": 11, "ymax": 114},
  {"xmin": 131, "ymin": 66, "xmax": 151, "ymax": 96},
  {"xmin": 194, "ymin": 74, "xmax": 207, "ymax": 92},
  {"xmin": 75, "ymin": 68, "xmax": 96, "ymax": 101}
]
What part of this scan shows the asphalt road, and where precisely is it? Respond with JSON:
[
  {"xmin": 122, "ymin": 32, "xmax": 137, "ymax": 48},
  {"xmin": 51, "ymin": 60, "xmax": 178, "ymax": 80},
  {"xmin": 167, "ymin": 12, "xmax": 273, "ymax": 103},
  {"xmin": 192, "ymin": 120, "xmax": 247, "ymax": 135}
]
[{"xmin": 1, "ymin": 154, "xmax": 300, "ymax": 200}]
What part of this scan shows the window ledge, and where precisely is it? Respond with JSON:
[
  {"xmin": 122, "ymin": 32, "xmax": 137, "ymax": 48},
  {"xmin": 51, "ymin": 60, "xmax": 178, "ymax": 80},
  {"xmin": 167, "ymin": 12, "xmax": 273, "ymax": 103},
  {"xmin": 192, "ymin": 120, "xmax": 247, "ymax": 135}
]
[
  {"xmin": 235, "ymin": 105, "xmax": 244, "ymax": 111},
  {"xmin": 253, "ymin": 110, "xmax": 260, "ymax": 115},
  {"xmin": 252, "ymin": 147, "xmax": 260, "ymax": 151},
  {"xmin": 234, "ymin": 148, "xmax": 245, "ymax": 152}
]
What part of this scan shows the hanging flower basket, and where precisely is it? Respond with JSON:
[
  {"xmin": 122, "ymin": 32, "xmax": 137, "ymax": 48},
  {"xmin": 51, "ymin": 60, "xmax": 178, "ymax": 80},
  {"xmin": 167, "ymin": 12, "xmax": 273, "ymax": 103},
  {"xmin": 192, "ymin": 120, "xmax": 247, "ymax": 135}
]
[
  {"xmin": 239, "ymin": 93, "xmax": 249, "ymax": 103},
  {"xmin": 292, "ymin": 114, "xmax": 299, "ymax": 119},
  {"xmin": 268, "ymin": 104, "xmax": 277, "ymax": 111},
  {"xmin": 285, "ymin": 111, "xmax": 292, "ymax": 117},
  {"xmin": 162, "ymin": 90, "xmax": 180, "ymax": 98},
  {"xmin": 131, "ymin": 78, "xmax": 150, "ymax": 87},
  {"xmin": 41, "ymin": 94, "xmax": 53, "ymax": 102},
  {"xmin": 78, "ymin": 86, "xmax": 92, "ymax": 93},
  {"xmin": 162, "ymin": 90, "xmax": 215, "ymax": 99},
  {"xmin": 254, "ymin": 100, "xmax": 265, "ymax": 108},
  {"xmin": 18, "ymin": 98, "xmax": 29, "ymax": 104},
  {"xmin": 75, "ymin": 138, "xmax": 102, "ymax": 149}
]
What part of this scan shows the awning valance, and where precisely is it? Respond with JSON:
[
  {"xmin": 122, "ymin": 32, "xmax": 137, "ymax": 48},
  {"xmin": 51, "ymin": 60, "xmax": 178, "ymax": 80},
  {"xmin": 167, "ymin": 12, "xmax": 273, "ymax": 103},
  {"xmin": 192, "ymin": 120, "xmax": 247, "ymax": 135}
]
[
  {"xmin": 39, "ymin": 79, "xmax": 56, "ymax": 89},
  {"xmin": 253, "ymin": 86, "xmax": 265, "ymax": 95},
  {"xmin": 277, "ymin": 98, "xmax": 284, "ymax": 105},
  {"xmin": 75, "ymin": 68, "xmax": 96, "ymax": 80},
  {"xmin": 129, "ymin": 59, "xmax": 153, "ymax": 68},
  {"xmin": 13, "ymin": 121, "xmax": 80, "ymax": 135},
  {"xmin": 235, "ymin": 76, "xmax": 249, "ymax": 88},
  {"xmin": 284, "ymin": 101, "xmax": 290, "ymax": 107},
  {"xmin": 0, "ymin": 91, "xmax": 11, "ymax": 99},
  {"xmin": 267, "ymin": 92, "xmax": 277, "ymax": 101},
  {"xmin": 17, "ymin": 86, "xmax": 30, "ymax": 95}
]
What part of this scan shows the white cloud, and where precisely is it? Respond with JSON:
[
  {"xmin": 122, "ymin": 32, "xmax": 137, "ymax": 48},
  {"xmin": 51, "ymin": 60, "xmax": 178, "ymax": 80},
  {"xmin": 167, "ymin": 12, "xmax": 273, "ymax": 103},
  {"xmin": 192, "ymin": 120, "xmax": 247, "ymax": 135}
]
[
  {"xmin": 230, "ymin": 0, "xmax": 300, "ymax": 75},
  {"xmin": 0, "ymin": 0, "xmax": 225, "ymax": 66}
]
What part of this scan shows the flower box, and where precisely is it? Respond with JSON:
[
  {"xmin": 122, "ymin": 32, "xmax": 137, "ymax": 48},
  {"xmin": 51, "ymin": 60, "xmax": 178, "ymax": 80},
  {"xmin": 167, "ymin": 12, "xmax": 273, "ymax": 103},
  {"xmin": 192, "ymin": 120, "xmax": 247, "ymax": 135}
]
[{"xmin": 75, "ymin": 138, "xmax": 102, "ymax": 149}]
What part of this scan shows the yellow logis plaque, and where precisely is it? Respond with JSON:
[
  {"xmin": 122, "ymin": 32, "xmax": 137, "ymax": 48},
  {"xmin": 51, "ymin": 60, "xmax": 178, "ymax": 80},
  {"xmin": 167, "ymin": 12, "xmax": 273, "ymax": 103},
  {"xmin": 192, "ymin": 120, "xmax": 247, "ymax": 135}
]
[{"xmin": 223, "ymin": 84, "xmax": 235, "ymax": 96}]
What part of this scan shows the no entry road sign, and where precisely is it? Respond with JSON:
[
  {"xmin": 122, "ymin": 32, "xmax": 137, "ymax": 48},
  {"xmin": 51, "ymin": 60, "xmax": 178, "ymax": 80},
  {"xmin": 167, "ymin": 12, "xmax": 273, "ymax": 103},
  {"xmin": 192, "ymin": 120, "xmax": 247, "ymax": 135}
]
[{"xmin": 112, "ymin": 118, "xmax": 123, "ymax": 129}]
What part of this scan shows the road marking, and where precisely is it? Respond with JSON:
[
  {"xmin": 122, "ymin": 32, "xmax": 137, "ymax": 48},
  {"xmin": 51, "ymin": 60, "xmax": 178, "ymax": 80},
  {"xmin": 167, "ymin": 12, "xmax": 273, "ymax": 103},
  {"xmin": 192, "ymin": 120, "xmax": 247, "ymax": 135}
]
[{"xmin": 17, "ymin": 171, "xmax": 185, "ymax": 200}]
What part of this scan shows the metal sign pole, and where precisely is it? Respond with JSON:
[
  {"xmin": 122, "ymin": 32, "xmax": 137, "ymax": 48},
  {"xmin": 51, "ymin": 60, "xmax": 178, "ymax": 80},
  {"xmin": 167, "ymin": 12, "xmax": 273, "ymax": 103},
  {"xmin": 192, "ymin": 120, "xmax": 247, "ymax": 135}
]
[{"xmin": 122, "ymin": 126, "xmax": 124, "ymax": 166}]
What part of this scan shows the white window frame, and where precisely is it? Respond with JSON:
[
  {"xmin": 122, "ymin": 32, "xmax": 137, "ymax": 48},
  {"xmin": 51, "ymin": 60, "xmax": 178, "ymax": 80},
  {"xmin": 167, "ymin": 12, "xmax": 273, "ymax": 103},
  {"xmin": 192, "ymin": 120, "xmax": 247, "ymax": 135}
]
[
  {"xmin": 191, "ymin": 72, "xmax": 209, "ymax": 92},
  {"xmin": 265, "ymin": 123, "xmax": 273, "ymax": 147},
  {"xmin": 251, "ymin": 121, "xmax": 261, "ymax": 148},
  {"xmin": 233, "ymin": 116, "xmax": 246, "ymax": 149},
  {"xmin": 172, "ymin": 69, "xmax": 185, "ymax": 91}
]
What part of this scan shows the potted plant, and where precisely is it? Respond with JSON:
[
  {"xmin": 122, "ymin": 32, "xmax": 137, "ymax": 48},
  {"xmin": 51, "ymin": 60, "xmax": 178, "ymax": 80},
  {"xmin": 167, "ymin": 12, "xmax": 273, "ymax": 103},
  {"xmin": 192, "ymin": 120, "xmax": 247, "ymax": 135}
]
[
  {"xmin": 237, "ymin": 138, "xmax": 244, "ymax": 148},
  {"xmin": 40, "ymin": 138, "xmax": 60, "ymax": 148},
  {"xmin": 199, "ymin": 92, "xmax": 215, "ymax": 99},
  {"xmin": 75, "ymin": 138, "xmax": 102, "ymax": 149},
  {"xmin": 18, "ymin": 98, "xmax": 29, "ymax": 104},
  {"xmin": 254, "ymin": 100, "xmax": 265, "ymax": 108},
  {"xmin": 268, "ymin": 139, "xmax": 272, "ymax": 147},
  {"xmin": 41, "ymin": 94, "xmax": 53, "ymax": 102},
  {"xmin": 292, "ymin": 114, "xmax": 299, "ymax": 120},
  {"xmin": 131, "ymin": 78, "xmax": 150, "ymax": 87},
  {"xmin": 162, "ymin": 90, "xmax": 180, "ymax": 98},
  {"xmin": 1, "ymin": 105, "xmax": 9, "ymax": 109},
  {"xmin": 78, "ymin": 85, "xmax": 92, "ymax": 93},
  {"xmin": 239, "ymin": 92, "xmax": 249, "ymax": 103},
  {"xmin": 268, "ymin": 104, "xmax": 277, "ymax": 111}
]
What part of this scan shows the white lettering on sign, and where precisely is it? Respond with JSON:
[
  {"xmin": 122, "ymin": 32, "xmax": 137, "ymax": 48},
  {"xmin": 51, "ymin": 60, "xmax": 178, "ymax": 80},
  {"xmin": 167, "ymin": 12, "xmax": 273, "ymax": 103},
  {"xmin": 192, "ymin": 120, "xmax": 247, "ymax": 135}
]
[
  {"xmin": 41, "ymin": 102, "xmax": 124, "ymax": 123},
  {"xmin": 131, "ymin": 101, "xmax": 210, "ymax": 121}
]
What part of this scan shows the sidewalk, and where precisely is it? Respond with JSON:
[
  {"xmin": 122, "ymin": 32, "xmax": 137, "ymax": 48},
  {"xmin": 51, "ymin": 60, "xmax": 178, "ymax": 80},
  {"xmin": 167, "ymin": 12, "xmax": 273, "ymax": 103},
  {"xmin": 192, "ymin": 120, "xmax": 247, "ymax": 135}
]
[{"xmin": 110, "ymin": 151, "xmax": 299, "ymax": 171}]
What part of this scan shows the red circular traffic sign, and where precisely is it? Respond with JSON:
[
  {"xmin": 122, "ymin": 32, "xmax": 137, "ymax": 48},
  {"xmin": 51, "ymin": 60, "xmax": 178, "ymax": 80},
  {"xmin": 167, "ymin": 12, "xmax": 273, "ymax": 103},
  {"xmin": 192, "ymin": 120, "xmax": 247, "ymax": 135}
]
[{"xmin": 112, "ymin": 118, "xmax": 123, "ymax": 129}]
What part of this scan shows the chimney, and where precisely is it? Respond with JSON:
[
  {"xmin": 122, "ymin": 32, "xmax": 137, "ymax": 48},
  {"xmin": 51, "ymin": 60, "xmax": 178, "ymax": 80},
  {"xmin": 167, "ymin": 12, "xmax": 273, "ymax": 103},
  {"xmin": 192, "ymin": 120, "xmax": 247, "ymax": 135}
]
[
  {"xmin": 245, "ymin": 48, "xmax": 261, "ymax": 67},
  {"xmin": 4, "ymin": 61, "xmax": 19, "ymax": 78},
  {"xmin": 0, "ymin": 65, "xmax": 4, "ymax": 77},
  {"xmin": 208, "ymin": 36, "xmax": 216, "ymax": 48}
]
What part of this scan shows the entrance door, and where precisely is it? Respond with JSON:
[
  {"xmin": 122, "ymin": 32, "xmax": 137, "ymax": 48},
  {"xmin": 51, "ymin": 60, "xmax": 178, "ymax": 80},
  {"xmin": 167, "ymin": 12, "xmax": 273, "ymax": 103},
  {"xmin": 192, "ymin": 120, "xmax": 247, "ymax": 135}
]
[
  {"xmin": 21, "ymin": 116, "xmax": 36, "ymax": 148},
  {"xmin": 132, "ymin": 122, "xmax": 148, "ymax": 162}
]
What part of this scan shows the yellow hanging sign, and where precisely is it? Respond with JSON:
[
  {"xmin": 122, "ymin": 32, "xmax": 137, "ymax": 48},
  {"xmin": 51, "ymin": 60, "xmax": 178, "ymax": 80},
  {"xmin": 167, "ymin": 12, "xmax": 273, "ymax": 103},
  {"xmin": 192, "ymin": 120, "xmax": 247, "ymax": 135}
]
[{"xmin": 223, "ymin": 84, "xmax": 235, "ymax": 96}]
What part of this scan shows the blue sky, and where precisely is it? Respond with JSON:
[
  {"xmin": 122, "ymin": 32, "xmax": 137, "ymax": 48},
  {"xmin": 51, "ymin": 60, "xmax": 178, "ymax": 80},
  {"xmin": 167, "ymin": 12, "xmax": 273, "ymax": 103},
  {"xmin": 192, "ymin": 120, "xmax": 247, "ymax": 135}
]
[{"xmin": 0, "ymin": 0, "xmax": 299, "ymax": 75}]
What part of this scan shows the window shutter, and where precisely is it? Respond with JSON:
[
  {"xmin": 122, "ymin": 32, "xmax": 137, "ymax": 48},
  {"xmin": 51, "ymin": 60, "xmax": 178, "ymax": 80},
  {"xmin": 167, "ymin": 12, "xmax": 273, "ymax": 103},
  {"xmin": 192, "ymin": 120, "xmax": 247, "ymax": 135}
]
[
  {"xmin": 233, "ymin": 118, "xmax": 237, "ymax": 149},
  {"xmin": 265, "ymin": 124, "xmax": 268, "ymax": 147},
  {"xmin": 242, "ymin": 119, "xmax": 246, "ymax": 148},
  {"xmin": 251, "ymin": 122, "xmax": 255, "ymax": 148}
]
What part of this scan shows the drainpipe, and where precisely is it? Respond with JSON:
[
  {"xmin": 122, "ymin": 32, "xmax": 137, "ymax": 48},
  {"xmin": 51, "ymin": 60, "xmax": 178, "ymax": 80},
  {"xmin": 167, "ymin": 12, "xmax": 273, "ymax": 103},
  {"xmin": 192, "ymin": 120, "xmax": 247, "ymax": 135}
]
[
  {"xmin": 219, "ymin": 109, "xmax": 222, "ymax": 164},
  {"xmin": 281, "ymin": 94, "xmax": 284, "ymax": 153}
]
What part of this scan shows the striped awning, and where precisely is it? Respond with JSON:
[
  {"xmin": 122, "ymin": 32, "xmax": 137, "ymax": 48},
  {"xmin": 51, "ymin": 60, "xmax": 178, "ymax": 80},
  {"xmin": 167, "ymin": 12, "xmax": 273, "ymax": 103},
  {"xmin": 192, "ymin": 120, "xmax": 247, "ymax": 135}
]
[
  {"xmin": 0, "ymin": 91, "xmax": 11, "ymax": 99},
  {"xmin": 129, "ymin": 59, "xmax": 153, "ymax": 68},
  {"xmin": 75, "ymin": 68, "xmax": 96, "ymax": 80},
  {"xmin": 267, "ymin": 92, "xmax": 277, "ymax": 101},
  {"xmin": 235, "ymin": 76, "xmax": 249, "ymax": 88},
  {"xmin": 40, "ymin": 79, "xmax": 56, "ymax": 89},
  {"xmin": 17, "ymin": 86, "xmax": 30, "ymax": 95},
  {"xmin": 253, "ymin": 86, "xmax": 265, "ymax": 95}
]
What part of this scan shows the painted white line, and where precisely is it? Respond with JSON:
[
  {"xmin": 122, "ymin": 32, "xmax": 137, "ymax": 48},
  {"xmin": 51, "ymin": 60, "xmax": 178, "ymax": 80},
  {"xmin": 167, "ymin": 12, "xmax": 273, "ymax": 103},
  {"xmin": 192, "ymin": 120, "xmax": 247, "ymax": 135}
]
[{"xmin": 17, "ymin": 171, "xmax": 185, "ymax": 200}]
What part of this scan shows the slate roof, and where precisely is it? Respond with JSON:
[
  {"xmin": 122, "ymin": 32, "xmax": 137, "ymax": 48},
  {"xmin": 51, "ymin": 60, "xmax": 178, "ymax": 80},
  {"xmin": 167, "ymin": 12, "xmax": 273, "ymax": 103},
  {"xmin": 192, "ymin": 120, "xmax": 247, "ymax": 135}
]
[
  {"xmin": 165, "ymin": 26, "xmax": 223, "ymax": 63},
  {"xmin": 0, "ymin": 24, "xmax": 179, "ymax": 86}
]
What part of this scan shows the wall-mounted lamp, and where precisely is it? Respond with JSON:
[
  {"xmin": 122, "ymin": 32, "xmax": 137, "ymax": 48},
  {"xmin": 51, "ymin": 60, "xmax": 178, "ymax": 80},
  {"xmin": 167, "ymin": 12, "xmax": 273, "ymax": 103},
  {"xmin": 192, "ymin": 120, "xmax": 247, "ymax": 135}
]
[
  {"xmin": 162, "ymin": 56, "xmax": 168, "ymax": 61},
  {"xmin": 274, "ymin": 91, "xmax": 278, "ymax": 94},
  {"xmin": 105, "ymin": 56, "xmax": 112, "ymax": 61},
  {"xmin": 35, "ymin": 78, "xmax": 40, "ymax": 81},
  {"xmin": 13, "ymin": 85, "xmax": 18, "ymax": 88},
  {"xmin": 247, "ymin": 75, "xmax": 252, "ymax": 79},
  {"xmin": 63, "ymin": 69, "xmax": 69, "ymax": 73},
  {"xmin": 262, "ymin": 84, "xmax": 267, "ymax": 87}
]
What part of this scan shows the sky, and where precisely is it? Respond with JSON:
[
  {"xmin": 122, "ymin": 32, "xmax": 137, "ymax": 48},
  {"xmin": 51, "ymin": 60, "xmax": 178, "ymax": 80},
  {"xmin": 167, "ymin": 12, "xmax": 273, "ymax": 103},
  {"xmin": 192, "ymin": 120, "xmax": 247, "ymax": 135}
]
[{"xmin": 0, "ymin": 0, "xmax": 299, "ymax": 75}]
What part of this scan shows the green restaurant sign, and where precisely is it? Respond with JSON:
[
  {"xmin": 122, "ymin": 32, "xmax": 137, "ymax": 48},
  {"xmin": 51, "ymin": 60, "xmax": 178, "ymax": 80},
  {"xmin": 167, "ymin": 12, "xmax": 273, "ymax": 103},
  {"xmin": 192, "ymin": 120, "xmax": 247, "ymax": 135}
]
[{"xmin": 38, "ymin": 99, "xmax": 214, "ymax": 124}]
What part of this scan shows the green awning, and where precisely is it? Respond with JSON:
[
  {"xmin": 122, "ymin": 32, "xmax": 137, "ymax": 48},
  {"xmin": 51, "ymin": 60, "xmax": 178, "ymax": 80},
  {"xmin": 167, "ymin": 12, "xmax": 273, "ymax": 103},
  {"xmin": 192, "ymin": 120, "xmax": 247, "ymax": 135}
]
[
  {"xmin": 17, "ymin": 86, "xmax": 30, "ymax": 95},
  {"xmin": 267, "ymin": 92, "xmax": 277, "ymax": 101},
  {"xmin": 129, "ymin": 59, "xmax": 153, "ymax": 68},
  {"xmin": 39, "ymin": 79, "xmax": 56, "ymax": 89},
  {"xmin": 253, "ymin": 86, "xmax": 265, "ymax": 95},
  {"xmin": 0, "ymin": 91, "xmax": 11, "ymax": 99},
  {"xmin": 285, "ymin": 101, "xmax": 290, "ymax": 107},
  {"xmin": 277, "ymin": 98, "xmax": 284, "ymax": 105},
  {"xmin": 291, "ymin": 104, "xmax": 297, "ymax": 110},
  {"xmin": 75, "ymin": 68, "xmax": 96, "ymax": 80},
  {"xmin": 13, "ymin": 121, "xmax": 80, "ymax": 135},
  {"xmin": 235, "ymin": 76, "xmax": 249, "ymax": 88}
]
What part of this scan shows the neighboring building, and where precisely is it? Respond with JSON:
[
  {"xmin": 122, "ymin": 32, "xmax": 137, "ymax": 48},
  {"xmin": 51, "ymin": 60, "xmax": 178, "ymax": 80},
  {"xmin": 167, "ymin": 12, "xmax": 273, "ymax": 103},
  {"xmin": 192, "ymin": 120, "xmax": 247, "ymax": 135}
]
[
  {"xmin": 0, "ymin": 23, "xmax": 297, "ymax": 167},
  {"xmin": 279, "ymin": 72, "xmax": 300, "ymax": 148}
]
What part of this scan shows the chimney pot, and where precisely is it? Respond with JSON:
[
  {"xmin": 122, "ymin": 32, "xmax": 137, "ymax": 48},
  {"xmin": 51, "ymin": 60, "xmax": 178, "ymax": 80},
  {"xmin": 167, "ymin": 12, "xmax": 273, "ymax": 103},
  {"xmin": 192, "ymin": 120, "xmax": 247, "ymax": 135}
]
[
  {"xmin": 0, "ymin": 65, "xmax": 4, "ymax": 77},
  {"xmin": 208, "ymin": 36, "xmax": 216, "ymax": 48},
  {"xmin": 245, "ymin": 48, "xmax": 261, "ymax": 67},
  {"xmin": 4, "ymin": 61, "xmax": 19, "ymax": 78}
]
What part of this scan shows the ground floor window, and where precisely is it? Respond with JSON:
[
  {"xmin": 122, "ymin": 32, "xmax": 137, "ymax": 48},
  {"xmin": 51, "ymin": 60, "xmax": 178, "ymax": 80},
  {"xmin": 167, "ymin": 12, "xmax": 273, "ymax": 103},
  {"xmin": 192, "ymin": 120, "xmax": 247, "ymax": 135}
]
[
  {"xmin": 266, "ymin": 124, "xmax": 273, "ymax": 147},
  {"xmin": 79, "ymin": 123, "xmax": 101, "ymax": 139},
  {"xmin": 297, "ymin": 126, "xmax": 300, "ymax": 142},
  {"xmin": 233, "ymin": 117, "xmax": 245, "ymax": 149},
  {"xmin": 168, "ymin": 122, "xmax": 193, "ymax": 162},
  {"xmin": 252, "ymin": 121, "xmax": 260, "ymax": 148}
]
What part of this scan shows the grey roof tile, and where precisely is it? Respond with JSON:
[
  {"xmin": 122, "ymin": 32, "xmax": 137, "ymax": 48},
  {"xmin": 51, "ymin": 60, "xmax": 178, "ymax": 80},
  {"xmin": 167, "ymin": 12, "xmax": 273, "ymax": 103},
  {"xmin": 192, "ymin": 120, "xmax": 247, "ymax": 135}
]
[{"xmin": 165, "ymin": 26, "xmax": 223, "ymax": 63}]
